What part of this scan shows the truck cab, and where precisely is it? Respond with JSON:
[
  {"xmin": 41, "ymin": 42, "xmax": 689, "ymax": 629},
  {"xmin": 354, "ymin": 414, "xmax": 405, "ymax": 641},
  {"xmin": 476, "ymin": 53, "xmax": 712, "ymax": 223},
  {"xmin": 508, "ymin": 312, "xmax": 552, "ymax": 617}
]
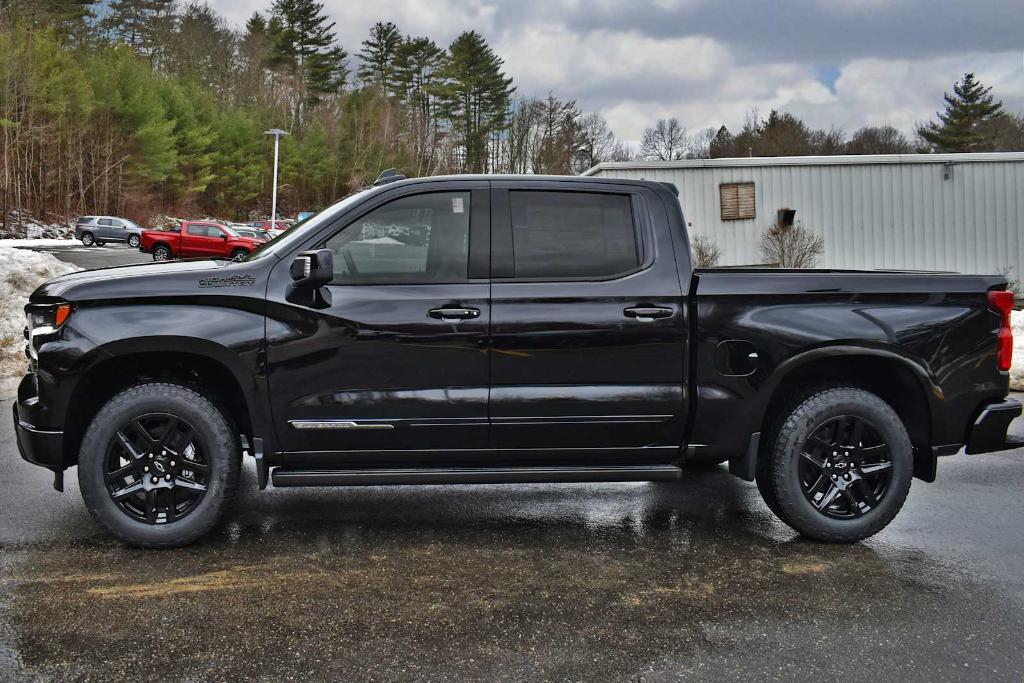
[{"xmin": 13, "ymin": 174, "xmax": 1020, "ymax": 547}]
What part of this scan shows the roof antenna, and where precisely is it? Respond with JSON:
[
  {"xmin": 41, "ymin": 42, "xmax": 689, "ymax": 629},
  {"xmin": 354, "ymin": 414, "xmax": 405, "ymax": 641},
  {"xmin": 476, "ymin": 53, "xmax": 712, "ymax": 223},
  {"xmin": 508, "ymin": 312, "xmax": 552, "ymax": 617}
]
[{"xmin": 373, "ymin": 168, "xmax": 407, "ymax": 186}]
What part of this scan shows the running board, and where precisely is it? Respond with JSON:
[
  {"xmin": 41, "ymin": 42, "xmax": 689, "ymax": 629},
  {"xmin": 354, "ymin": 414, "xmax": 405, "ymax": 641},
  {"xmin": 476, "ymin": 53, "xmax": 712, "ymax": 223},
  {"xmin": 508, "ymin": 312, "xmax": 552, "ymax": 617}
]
[{"xmin": 270, "ymin": 465, "xmax": 681, "ymax": 487}]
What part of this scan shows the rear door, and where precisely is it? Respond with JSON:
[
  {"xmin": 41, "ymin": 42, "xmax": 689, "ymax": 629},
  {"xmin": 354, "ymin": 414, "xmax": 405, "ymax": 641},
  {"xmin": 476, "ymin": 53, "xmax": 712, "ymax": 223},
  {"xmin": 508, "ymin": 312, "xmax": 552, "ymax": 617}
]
[
  {"xmin": 488, "ymin": 181, "xmax": 687, "ymax": 463},
  {"xmin": 182, "ymin": 223, "xmax": 223, "ymax": 257}
]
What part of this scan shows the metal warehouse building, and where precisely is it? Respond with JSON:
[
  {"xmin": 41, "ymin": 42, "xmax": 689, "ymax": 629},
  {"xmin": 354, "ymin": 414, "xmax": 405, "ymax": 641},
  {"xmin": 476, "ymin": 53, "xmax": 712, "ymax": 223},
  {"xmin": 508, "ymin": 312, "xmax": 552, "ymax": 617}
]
[{"xmin": 585, "ymin": 152, "xmax": 1024, "ymax": 278}]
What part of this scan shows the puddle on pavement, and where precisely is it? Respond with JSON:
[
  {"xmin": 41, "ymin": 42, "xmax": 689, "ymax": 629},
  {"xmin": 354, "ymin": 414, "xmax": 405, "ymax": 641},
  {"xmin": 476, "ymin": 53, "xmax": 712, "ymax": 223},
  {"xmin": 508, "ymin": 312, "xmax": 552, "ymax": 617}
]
[{"xmin": 2, "ymin": 468, "xmax": 1023, "ymax": 680}]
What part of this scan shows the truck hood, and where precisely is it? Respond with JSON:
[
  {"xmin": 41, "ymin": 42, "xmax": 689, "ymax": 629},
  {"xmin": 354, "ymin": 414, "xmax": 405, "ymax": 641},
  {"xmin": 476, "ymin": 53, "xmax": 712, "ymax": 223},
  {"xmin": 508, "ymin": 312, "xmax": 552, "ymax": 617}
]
[{"xmin": 32, "ymin": 258, "xmax": 267, "ymax": 302}]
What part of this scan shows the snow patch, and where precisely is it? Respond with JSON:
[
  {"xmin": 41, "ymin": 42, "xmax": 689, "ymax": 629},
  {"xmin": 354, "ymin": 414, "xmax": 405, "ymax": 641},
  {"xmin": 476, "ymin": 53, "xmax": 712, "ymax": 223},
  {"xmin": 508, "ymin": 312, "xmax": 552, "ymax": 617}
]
[
  {"xmin": 0, "ymin": 238, "xmax": 81, "ymax": 247},
  {"xmin": 0, "ymin": 246, "xmax": 81, "ymax": 378},
  {"xmin": 1011, "ymin": 310, "xmax": 1024, "ymax": 391}
]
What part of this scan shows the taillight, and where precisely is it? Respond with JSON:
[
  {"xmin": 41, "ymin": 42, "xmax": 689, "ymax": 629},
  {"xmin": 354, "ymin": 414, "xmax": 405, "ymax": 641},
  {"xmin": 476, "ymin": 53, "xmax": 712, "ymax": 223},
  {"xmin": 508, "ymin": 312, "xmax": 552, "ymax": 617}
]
[{"xmin": 988, "ymin": 290, "xmax": 1014, "ymax": 371}]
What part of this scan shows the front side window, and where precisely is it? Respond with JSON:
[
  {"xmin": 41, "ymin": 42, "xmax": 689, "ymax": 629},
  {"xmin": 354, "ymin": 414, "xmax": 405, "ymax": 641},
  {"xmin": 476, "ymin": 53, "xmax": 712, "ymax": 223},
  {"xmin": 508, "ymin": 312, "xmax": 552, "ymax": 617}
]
[
  {"xmin": 509, "ymin": 191, "xmax": 639, "ymax": 279},
  {"xmin": 325, "ymin": 192, "xmax": 470, "ymax": 284}
]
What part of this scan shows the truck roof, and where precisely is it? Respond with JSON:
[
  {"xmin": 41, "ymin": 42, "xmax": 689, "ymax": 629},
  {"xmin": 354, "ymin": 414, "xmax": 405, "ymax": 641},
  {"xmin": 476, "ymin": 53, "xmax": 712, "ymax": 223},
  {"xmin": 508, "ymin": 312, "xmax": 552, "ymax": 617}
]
[{"xmin": 363, "ymin": 173, "xmax": 680, "ymax": 198}]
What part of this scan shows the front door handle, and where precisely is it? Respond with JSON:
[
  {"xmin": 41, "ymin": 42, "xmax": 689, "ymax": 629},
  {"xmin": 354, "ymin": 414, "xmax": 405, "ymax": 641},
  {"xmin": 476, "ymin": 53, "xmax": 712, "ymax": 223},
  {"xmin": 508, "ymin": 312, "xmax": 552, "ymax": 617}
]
[
  {"xmin": 428, "ymin": 307, "xmax": 480, "ymax": 321},
  {"xmin": 624, "ymin": 306, "xmax": 674, "ymax": 322}
]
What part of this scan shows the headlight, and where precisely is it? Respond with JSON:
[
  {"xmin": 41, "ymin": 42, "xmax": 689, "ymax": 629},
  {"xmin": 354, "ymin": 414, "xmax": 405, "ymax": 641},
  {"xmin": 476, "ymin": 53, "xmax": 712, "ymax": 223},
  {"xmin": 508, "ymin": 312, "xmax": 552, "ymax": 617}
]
[{"xmin": 25, "ymin": 302, "xmax": 72, "ymax": 359}]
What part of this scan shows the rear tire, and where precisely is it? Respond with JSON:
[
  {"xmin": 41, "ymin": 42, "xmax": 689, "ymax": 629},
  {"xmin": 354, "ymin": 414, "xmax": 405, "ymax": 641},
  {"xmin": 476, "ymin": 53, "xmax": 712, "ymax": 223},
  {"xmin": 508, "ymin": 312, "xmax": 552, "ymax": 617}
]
[
  {"xmin": 78, "ymin": 383, "xmax": 240, "ymax": 548},
  {"xmin": 757, "ymin": 386, "xmax": 913, "ymax": 543},
  {"xmin": 153, "ymin": 244, "xmax": 171, "ymax": 261},
  {"xmin": 128, "ymin": 234, "xmax": 140, "ymax": 248},
  {"xmin": 80, "ymin": 232, "xmax": 94, "ymax": 247}
]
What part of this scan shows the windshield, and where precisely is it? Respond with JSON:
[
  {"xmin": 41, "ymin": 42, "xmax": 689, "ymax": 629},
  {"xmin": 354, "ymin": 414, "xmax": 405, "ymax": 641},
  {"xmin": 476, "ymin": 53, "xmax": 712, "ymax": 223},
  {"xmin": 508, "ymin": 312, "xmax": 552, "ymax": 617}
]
[{"xmin": 242, "ymin": 188, "xmax": 376, "ymax": 261}]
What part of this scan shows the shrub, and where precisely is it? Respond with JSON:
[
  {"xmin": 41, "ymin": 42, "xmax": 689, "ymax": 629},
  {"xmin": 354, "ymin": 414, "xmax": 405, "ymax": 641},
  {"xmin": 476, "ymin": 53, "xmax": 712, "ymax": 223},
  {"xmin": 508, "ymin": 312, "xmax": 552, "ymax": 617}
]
[
  {"xmin": 691, "ymin": 234, "xmax": 722, "ymax": 267},
  {"xmin": 760, "ymin": 221, "xmax": 824, "ymax": 268}
]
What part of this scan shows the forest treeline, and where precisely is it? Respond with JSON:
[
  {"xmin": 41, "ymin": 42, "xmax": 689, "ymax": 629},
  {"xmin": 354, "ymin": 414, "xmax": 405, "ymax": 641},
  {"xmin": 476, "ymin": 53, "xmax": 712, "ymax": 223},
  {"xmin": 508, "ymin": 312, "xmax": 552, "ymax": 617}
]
[{"xmin": 2, "ymin": 0, "xmax": 1023, "ymax": 226}]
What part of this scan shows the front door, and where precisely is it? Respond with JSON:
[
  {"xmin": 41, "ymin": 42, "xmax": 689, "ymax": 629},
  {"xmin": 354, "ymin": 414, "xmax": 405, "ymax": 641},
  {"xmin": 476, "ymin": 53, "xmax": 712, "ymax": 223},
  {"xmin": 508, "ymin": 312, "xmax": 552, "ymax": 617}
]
[
  {"xmin": 488, "ymin": 182, "xmax": 688, "ymax": 464},
  {"xmin": 265, "ymin": 183, "xmax": 491, "ymax": 465}
]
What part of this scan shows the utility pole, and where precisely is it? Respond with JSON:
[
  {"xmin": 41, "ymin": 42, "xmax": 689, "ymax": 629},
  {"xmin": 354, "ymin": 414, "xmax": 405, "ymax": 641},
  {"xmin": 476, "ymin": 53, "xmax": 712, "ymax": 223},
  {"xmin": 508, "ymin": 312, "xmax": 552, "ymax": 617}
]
[{"xmin": 264, "ymin": 129, "xmax": 289, "ymax": 224}]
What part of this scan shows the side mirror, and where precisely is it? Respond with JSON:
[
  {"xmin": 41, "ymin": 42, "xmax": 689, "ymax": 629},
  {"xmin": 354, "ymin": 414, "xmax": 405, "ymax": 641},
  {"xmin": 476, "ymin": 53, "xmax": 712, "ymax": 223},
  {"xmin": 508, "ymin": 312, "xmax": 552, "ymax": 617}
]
[{"xmin": 290, "ymin": 249, "xmax": 333, "ymax": 288}]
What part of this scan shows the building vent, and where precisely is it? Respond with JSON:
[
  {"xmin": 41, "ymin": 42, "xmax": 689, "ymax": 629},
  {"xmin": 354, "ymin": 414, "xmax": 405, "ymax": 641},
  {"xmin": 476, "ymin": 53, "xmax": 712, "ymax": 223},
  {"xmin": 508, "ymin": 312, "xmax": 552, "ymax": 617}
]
[{"xmin": 720, "ymin": 182, "xmax": 756, "ymax": 220}]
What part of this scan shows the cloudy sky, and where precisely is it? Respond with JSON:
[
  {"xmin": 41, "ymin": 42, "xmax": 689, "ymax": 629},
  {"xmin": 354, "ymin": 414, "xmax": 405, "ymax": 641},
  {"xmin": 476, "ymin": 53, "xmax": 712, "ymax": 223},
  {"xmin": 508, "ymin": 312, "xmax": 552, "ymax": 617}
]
[{"xmin": 208, "ymin": 0, "xmax": 1024, "ymax": 142}]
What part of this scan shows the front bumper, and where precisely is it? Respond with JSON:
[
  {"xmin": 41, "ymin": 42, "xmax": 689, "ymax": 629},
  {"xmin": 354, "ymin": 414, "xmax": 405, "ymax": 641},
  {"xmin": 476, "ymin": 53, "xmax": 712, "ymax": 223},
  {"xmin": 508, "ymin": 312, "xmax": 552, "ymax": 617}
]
[
  {"xmin": 965, "ymin": 399, "xmax": 1023, "ymax": 454},
  {"xmin": 13, "ymin": 401, "xmax": 64, "ymax": 471}
]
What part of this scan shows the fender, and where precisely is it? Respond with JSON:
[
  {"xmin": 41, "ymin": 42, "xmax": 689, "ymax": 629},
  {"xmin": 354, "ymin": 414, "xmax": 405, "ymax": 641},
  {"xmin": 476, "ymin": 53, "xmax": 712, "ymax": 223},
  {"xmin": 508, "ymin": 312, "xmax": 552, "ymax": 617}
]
[{"xmin": 752, "ymin": 343, "xmax": 940, "ymax": 439}]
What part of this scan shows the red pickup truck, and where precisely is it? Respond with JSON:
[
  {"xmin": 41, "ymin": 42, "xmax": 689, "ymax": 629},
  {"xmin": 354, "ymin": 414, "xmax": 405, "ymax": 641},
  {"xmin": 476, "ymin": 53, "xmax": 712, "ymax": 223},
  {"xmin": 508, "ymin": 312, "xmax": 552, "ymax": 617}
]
[{"xmin": 139, "ymin": 221, "xmax": 264, "ymax": 261}]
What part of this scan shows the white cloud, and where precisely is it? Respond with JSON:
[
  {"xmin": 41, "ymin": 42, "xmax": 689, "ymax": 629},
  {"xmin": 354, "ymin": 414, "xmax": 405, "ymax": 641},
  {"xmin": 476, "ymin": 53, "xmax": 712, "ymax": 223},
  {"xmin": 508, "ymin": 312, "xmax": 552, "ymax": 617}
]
[{"xmin": 207, "ymin": 1, "xmax": 1024, "ymax": 142}]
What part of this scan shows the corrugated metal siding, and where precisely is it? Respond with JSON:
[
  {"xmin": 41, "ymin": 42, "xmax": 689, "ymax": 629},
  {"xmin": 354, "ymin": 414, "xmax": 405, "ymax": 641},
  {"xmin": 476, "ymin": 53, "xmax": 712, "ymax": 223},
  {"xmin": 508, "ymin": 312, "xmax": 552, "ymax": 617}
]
[{"xmin": 592, "ymin": 158, "xmax": 1024, "ymax": 278}]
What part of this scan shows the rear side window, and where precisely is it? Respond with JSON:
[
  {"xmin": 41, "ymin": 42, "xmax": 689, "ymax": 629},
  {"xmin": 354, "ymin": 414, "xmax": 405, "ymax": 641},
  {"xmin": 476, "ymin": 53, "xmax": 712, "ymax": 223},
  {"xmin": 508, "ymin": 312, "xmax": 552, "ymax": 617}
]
[
  {"xmin": 98, "ymin": 218, "xmax": 114, "ymax": 226},
  {"xmin": 509, "ymin": 191, "xmax": 639, "ymax": 279}
]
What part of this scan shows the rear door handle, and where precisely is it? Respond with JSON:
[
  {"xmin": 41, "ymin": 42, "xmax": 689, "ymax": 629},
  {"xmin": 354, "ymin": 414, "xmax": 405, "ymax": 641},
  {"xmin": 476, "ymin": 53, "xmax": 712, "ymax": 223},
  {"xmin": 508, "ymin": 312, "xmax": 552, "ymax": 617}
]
[
  {"xmin": 428, "ymin": 307, "xmax": 480, "ymax": 321},
  {"xmin": 624, "ymin": 306, "xmax": 674, "ymax": 322}
]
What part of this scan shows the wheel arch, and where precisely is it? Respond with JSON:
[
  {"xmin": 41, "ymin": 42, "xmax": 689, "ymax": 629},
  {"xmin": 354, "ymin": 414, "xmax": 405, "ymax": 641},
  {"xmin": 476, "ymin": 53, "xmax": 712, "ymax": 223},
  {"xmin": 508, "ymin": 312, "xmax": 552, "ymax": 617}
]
[
  {"xmin": 63, "ymin": 339, "xmax": 267, "ymax": 467},
  {"xmin": 755, "ymin": 346, "xmax": 938, "ymax": 481}
]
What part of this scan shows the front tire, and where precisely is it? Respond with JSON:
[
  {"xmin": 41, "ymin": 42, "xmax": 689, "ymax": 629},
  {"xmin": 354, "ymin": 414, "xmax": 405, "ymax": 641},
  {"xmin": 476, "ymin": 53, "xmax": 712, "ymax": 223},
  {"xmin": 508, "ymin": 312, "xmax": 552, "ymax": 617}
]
[
  {"xmin": 757, "ymin": 386, "xmax": 913, "ymax": 543},
  {"xmin": 153, "ymin": 244, "xmax": 171, "ymax": 261},
  {"xmin": 128, "ymin": 234, "xmax": 140, "ymax": 248},
  {"xmin": 231, "ymin": 248, "xmax": 249, "ymax": 261},
  {"xmin": 78, "ymin": 383, "xmax": 240, "ymax": 548}
]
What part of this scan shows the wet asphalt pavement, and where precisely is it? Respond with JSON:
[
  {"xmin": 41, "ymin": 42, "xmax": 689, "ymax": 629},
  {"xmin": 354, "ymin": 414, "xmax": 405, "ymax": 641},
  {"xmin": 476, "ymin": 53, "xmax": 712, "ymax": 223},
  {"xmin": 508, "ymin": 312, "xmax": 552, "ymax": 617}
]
[
  {"xmin": 16, "ymin": 243, "xmax": 151, "ymax": 270},
  {"xmin": 3, "ymin": 401, "xmax": 1024, "ymax": 681},
  {"xmin": 3, "ymin": 245, "xmax": 1024, "ymax": 680}
]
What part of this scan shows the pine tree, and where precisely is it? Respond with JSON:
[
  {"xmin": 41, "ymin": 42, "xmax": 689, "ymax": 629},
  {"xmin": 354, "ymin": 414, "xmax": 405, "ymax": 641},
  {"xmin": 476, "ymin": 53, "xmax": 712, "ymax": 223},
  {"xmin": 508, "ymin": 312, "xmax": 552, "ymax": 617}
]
[
  {"xmin": 101, "ymin": 0, "xmax": 174, "ymax": 56},
  {"xmin": 358, "ymin": 21, "xmax": 402, "ymax": 96},
  {"xmin": 268, "ymin": 0, "xmax": 348, "ymax": 125},
  {"xmin": 438, "ymin": 31, "xmax": 513, "ymax": 173},
  {"xmin": 2, "ymin": 0, "xmax": 97, "ymax": 32},
  {"xmin": 918, "ymin": 73, "xmax": 1005, "ymax": 152}
]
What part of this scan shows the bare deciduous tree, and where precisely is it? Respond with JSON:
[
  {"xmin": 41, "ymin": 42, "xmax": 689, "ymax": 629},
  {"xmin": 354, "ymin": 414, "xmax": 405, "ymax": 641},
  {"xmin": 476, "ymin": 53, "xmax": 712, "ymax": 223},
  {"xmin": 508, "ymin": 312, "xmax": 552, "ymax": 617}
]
[
  {"xmin": 691, "ymin": 234, "xmax": 722, "ymax": 267},
  {"xmin": 760, "ymin": 221, "xmax": 824, "ymax": 268},
  {"xmin": 641, "ymin": 117, "xmax": 687, "ymax": 161}
]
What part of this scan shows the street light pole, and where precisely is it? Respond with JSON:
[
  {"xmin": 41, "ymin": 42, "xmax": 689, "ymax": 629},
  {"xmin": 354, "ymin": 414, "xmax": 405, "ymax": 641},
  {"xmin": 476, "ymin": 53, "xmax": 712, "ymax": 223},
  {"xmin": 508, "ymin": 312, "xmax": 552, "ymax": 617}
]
[{"xmin": 264, "ymin": 129, "xmax": 289, "ymax": 225}]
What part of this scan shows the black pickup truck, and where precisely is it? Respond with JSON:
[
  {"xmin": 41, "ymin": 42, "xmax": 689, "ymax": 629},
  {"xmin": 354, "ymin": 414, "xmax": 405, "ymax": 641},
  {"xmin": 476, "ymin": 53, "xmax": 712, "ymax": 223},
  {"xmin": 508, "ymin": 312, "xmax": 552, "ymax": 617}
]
[{"xmin": 14, "ymin": 174, "xmax": 1021, "ymax": 547}]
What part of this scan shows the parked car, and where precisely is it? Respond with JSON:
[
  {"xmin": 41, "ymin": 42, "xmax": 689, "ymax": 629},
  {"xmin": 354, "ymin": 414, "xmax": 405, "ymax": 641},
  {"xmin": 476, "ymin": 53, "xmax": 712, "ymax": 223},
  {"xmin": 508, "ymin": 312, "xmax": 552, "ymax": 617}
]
[
  {"xmin": 248, "ymin": 219, "xmax": 293, "ymax": 233},
  {"xmin": 137, "ymin": 221, "xmax": 263, "ymax": 261},
  {"xmin": 74, "ymin": 216, "xmax": 143, "ymax": 248},
  {"xmin": 232, "ymin": 227, "xmax": 273, "ymax": 242},
  {"xmin": 15, "ymin": 174, "xmax": 1020, "ymax": 548}
]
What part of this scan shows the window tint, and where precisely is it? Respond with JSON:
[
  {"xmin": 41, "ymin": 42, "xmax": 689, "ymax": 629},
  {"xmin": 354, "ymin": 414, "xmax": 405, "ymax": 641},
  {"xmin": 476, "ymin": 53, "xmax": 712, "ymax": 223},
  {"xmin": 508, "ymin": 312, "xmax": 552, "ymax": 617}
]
[
  {"xmin": 509, "ymin": 191, "xmax": 639, "ymax": 279},
  {"xmin": 98, "ymin": 218, "xmax": 114, "ymax": 226},
  {"xmin": 186, "ymin": 223, "xmax": 217, "ymax": 237},
  {"xmin": 326, "ymin": 192, "xmax": 470, "ymax": 284}
]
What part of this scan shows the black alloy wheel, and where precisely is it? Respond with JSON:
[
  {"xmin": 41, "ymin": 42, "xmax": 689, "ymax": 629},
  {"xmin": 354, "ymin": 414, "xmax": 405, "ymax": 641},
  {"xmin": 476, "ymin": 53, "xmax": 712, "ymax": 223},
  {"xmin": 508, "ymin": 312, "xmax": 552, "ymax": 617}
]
[
  {"xmin": 104, "ymin": 413, "xmax": 209, "ymax": 525},
  {"xmin": 756, "ymin": 386, "xmax": 913, "ymax": 543},
  {"xmin": 78, "ymin": 382, "xmax": 240, "ymax": 547},
  {"xmin": 797, "ymin": 415, "xmax": 893, "ymax": 519}
]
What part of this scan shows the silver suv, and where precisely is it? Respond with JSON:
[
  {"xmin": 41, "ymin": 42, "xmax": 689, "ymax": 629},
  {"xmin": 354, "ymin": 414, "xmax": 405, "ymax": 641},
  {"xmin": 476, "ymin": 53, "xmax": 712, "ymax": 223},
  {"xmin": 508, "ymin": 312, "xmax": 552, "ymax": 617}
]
[{"xmin": 74, "ymin": 216, "xmax": 143, "ymax": 247}]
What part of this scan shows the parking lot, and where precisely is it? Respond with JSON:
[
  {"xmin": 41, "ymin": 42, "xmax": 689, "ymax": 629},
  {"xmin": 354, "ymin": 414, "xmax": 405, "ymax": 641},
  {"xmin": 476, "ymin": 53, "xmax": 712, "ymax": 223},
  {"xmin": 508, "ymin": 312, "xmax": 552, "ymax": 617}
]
[{"xmin": 3, "ymin": 244, "xmax": 1024, "ymax": 680}]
